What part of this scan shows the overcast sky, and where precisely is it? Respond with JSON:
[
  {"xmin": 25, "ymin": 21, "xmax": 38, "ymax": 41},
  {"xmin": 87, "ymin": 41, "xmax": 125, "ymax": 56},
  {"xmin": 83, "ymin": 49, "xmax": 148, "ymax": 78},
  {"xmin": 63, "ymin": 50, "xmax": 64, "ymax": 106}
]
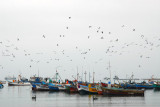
[{"xmin": 0, "ymin": 0, "xmax": 160, "ymax": 82}]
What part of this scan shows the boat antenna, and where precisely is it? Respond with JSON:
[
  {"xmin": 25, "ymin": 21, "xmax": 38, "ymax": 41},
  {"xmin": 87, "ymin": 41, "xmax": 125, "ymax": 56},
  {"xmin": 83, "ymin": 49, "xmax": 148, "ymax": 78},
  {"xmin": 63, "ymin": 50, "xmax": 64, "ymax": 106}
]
[
  {"xmin": 109, "ymin": 61, "xmax": 111, "ymax": 83},
  {"xmin": 84, "ymin": 71, "xmax": 87, "ymax": 82},
  {"xmin": 89, "ymin": 72, "xmax": 90, "ymax": 83},
  {"xmin": 77, "ymin": 66, "xmax": 79, "ymax": 81}
]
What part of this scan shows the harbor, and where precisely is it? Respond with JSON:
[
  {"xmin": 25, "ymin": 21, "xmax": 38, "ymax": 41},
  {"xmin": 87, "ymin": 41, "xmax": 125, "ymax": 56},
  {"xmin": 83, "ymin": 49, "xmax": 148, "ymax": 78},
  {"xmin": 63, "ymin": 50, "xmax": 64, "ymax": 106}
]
[{"xmin": 1, "ymin": 0, "xmax": 160, "ymax": 107}]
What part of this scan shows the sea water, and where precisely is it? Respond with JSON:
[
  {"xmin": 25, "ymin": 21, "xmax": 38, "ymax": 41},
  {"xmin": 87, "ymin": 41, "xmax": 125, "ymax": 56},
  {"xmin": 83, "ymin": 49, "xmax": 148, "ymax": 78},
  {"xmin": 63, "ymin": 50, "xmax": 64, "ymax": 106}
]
[{"xmin": 0, "ymin": 84, "xmax": 160, "ymax": 107}]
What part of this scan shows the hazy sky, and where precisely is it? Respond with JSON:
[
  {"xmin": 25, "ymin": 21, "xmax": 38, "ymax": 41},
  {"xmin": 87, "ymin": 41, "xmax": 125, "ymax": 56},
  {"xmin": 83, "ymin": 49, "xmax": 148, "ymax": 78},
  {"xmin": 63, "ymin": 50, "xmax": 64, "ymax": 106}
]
[{"xmin": 0, "ymin": 0, "xmax": 160, "ymax": 82}]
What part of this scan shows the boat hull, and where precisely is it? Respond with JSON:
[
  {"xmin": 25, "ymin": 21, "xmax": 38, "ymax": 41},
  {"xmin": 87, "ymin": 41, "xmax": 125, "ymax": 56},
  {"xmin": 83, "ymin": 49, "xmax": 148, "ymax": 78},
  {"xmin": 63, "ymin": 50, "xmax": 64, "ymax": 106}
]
[
  {"xmin": 153, "ymin": 84, "xmax": 160, "ymax": 90},
  {"xmin": 0, "ymin": 84, "xmax": 4, "ymax": 88},
  {"xmin": 48, "ymin": 86, "xmax": 59, "ymax": 91},
  {"xmin": 121, "ymin": 83, "xmax": 153, "ymax": 89},
  {"xmin": 65, "ymin": 85, "xmax": 78, "ymax": 93},
  {"xmin": 35, "ymin": 85, "xmax": 50, "ymax": 91},
  {"xmin": 79, "ymin": 89, "xmax": 89, "ymax": 95},
  {"xmin": 8, "ymin": 82, "xmax": 30, "ymax": 86},
  {"xmin": 102, "ymin": 87, "xmax": 144, "ymax": 96}
]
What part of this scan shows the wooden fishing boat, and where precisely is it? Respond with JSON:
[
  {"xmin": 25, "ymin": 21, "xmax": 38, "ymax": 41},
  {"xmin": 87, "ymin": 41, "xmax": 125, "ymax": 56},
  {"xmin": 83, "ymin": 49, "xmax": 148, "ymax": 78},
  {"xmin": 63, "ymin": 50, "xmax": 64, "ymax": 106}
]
[
  {"xmin": 96, "ymin": 86, "xmax": 103, "ymax": 95},
  {"xmin": 48, "ymin": 83, "xmax": 59, "ymax": 91},
  {"xmin": 65, "ymin": 85, "xmax": 78, "ymax": 93},
  {"xmin": 8, "ymin": 82, "xmax": 30, "ymax": 86},
  {"xmin": 135, "ymin": 83, "xmax": 153, "ymax": 89},
  {"xmin": 78, "ymin": 84, "xmax": 89, "ymax": 95},
  {"xmin": 102, "ymin": 87, "xmax": 144, "ymax": 96},
  {"xmin": 34, "ymin": 84, "xmax": 50, "ymax": 91},
  {"xmin": 121, "ymin": 83, "xmax": 154, "ymax": 89},
  {"xmin": 88, "ymin": 84, "xmax": 98, "ymax": 94},
  {"xmin": 57, "ymin": 84, "xmax": 66, "ymax": 91}
]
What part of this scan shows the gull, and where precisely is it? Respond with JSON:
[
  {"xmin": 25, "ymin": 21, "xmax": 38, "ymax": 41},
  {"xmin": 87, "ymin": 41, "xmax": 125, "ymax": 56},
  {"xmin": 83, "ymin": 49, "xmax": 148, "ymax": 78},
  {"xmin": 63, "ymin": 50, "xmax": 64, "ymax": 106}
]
[
  {"xmin": 121, "ymin": 25, "xmax": 125, "ymax": 27},
  {"xmin": 101, "ymin": 37, "xmax": 104, "ymax": 39}
]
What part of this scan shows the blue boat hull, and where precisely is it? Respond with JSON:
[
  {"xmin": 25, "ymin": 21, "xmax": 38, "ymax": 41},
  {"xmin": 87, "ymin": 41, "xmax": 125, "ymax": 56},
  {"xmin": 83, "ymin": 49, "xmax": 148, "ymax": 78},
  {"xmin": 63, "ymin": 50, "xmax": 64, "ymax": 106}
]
[{"xmin": 48, "ymin": 86, "xmax": 59, "ymax": 91}]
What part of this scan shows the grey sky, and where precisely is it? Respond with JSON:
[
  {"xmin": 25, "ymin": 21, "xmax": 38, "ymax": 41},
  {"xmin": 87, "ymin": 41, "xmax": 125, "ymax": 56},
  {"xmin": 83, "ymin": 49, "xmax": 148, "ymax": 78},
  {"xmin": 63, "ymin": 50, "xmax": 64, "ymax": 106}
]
[{"xmin": 0, "ymin": 0, "xmax": 160, "ymax": 82}]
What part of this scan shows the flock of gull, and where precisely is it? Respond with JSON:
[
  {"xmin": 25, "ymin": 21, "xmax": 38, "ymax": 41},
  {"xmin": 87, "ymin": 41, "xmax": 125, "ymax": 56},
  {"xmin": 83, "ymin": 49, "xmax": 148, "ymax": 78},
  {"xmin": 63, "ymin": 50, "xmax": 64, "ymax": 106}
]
[{"xmin": 0, "ymin": 16, "xmax": 160, "ymax": 79}]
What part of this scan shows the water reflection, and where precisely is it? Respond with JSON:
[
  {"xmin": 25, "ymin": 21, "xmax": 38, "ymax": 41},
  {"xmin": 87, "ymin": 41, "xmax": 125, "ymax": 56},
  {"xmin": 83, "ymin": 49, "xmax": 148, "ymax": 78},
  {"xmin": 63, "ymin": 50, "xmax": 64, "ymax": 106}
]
[{"xmin": 0, "ymin": 85, "xmax": 159, "ymax": 107}]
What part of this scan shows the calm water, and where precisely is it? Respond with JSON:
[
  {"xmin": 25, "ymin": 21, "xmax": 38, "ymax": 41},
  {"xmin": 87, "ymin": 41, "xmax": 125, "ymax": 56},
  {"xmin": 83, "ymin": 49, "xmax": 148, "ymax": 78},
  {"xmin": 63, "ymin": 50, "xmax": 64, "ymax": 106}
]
[{"xmin": 0, "ymin": 84, "xmax": 160, "ymax": 107}]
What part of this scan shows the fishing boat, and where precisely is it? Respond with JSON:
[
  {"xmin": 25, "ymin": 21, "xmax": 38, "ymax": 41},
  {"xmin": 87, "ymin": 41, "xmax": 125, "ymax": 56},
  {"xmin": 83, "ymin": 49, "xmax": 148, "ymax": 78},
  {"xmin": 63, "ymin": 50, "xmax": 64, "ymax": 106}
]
[
  {"xmin": 153, "ymin": 83, "xmax": 160, "ymax": 90},
  {"xmin": 8, "ymin": 75, "xmax": 30, "ymax": 86},
  {"xmin": 102, "ymin": 87, "xmax": 144, "ymax": 96},
  {"xmin": 64, "ymin": 79, "xmax": 78, "ymax": 93},
  {"xmin": 65, "ymin": 84, "xmax": 78, "ymax": 93},
  {"xmin": 78, "ymin": 84, "xmax": 89, "ymax": 95},
  {"xmin": 135, "ymin": 82, "xmax": 153, "ymax": 89},
  {"xmin": 88, "ymin": 84, "xmax": 98, "ymax": 94},
  {"xmin": 35, "ymin": 84, "xmax": 50, "ymax": 91},
  {"xmin": 8, "ymin": 81, "xmax": 30, "ymax": 86},
  {"xmin": 48, "ymin": 83, "xmax": 59, "ymax": 91},
  {"xmin": 29, "ymin": 76, "xmax": 43, "ymax": 84},
  {"xmin": 121, "ymin": 82, "xmax": 153, "ymax": 89},
  {"xmin": 96, "ymin": 85, "xmax": 103, "ymax": 95},
  {"xmin": 57, "ymin": 84, "xmax": 66, "ymax": 91}
]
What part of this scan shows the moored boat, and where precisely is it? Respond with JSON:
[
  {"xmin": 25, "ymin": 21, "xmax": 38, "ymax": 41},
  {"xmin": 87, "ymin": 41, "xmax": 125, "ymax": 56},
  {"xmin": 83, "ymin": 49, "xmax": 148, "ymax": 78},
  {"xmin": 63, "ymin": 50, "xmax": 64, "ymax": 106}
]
[
  {"xmin": 57, "ymin": 84, "xmax": 66, "ymax": 91},
  {"xmin": 102, "ymin": 87, "xmax": 144, "ymax": 96},
  {"xmin": 88, "ymin": 84, "xmax": 98, "ymax": 94},
  {"xmin": 48, "ymin": 83, "xmax": 59, "ymax": 91},
  {"xmin": 8, "ymin": 82, "xmax": 30, "ymax": 86},
  {"xmin": 153, "ymin": 84, "xmax": 160, "ymax": 90},
  {"xmin": 78, "ymin": 84, "xmax": 89, "ymax": 95},
  {"xmin": 96, "ymin": 85, "xmax": 103, "ymax": 95},
  {"xmin": 35, "ymin": 84, "xmax": 50, "ymax": 91},
  {"xmin": 65, "ymin": 84, "xmax": 78, "ymax": 93}
]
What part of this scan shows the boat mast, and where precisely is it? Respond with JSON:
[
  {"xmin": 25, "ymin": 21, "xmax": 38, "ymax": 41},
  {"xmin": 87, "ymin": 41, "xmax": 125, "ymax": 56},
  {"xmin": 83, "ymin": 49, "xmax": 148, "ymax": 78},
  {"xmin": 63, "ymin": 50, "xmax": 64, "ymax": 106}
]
[
  {"xmin": 93, "ymin": 72, "xmax": 95, "ymax": 84},
  {"xmin": 84, "ymin": 71, "xmax": 87, "ymax": 82},
  {"xmin": 109, "ymin": 61, "xmax": 111, "ymax": 83},
  {"xmin": 56, "ymin": 70, "xmax": 58, "ymax": 82},
  {"xmin": 77, "ymin": 66, "xmax": 79, "ymax": 81},
  {"xmin": 89, "ymin": 72, "xmax": 90, "ymax": 83},
  {"xmin": 82, "ymin": 66, "xmax": 83, "ymax": 82},
  {"xmin": 38, "ymin": 69, "xmax": 39, "ymax": 77}
]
